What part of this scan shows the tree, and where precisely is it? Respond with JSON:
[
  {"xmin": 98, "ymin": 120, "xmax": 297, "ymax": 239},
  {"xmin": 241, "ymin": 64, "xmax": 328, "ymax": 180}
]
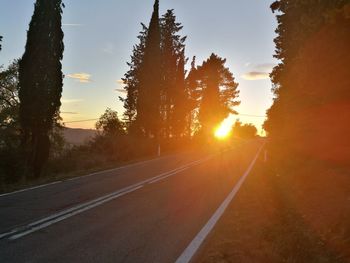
[
  {"xmin": 136, "ymin": 0, "xmax": 162, "ymax": 138},
  {"xmin": 172, "ymin": 49, "xmax": 188, "ymax": 137},
  {"xmin": 184, "ymin": 56, "xmax": 201, "ymax": 136},
  {"xmin": 197, "ymin": 53, "xmax": 240, "ymax": 136},
  {"xmin": 265, "ymin": 1, "xmax": 350, "ymax": 165},
  {"xmin": 0, "ymin": 60, "xmax": 20, "ymax": 126},
  {"xmin": 232, "ymin": 120, "xmax": 257, "ymax": 139},
  {"xmin": 160, "ymin": 9, "xmax": 187, "ymax": 138},
  {"xmin": 0, "ymin": 60, "xmax": 20, "ymax": 149},
  {"xmin": 120, "ymin": 24, "xmax": 148, "ymax": 130},
  {"xmin": 19, "ymin": 0, "xmax": 65, "ymax": 177},
  {"xmin": 0, "ymin": 35, "xmax": 3, "ymax": 51},
  {"xmin": 96, "ymin": 108, "xmax": 125, "ymax": 137}
]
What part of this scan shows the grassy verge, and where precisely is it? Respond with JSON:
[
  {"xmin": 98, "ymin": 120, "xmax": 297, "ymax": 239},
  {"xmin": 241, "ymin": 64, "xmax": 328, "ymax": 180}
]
[
  {"xmin": 0, "ymin": 153, "xmax": 159, "ymax": 195},
  {"xmin": 195, "ymin": 152, "xmax": 350, "ymax": 262}
]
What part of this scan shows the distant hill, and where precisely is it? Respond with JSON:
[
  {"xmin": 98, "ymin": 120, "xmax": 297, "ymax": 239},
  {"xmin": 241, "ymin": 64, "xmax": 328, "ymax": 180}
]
[{"xmin": 62, "ymin": 128, "xmax": 97, "ymax": 145}]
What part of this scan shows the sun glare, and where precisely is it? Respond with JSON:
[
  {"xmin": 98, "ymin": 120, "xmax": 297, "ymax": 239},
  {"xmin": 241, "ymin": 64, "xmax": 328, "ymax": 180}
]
[{"xmin": 214, "ymin": 116, "xmax": 234, "ymax": 140}]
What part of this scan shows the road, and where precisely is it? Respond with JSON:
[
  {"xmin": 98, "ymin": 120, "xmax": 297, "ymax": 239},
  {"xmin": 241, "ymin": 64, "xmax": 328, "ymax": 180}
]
[{"xmin": 0, "ymin": 140, "xmax": 263, "ymax": 263}]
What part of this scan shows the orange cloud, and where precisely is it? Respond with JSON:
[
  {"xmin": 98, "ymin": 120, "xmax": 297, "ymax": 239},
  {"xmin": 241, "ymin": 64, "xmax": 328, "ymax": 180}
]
[
  {"xmin": 67, "ymin": 73, "xmax": 91, "ymax": 83},
  {"xmin": 242, "ymin": 71, "xmax": 270, "ymax": 80}
]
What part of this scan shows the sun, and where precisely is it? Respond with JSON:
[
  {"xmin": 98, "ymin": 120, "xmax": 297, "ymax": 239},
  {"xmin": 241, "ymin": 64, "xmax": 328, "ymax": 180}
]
[{"xmin": 214, "ymin": 117, "xmax": 233, "ymax": 140}]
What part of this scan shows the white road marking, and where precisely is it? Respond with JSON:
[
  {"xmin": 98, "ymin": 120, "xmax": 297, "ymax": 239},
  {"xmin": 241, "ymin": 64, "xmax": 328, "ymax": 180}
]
[
  {"xmin": 0, "ymin": 155, "xmax": 171, "ymax": 198},
  {"xmin": 8, "ymin": 186, "xmax": 143, "ymax": 240},
  {"xmin": 175, "ymin": 144, "xmax": 264, "ymax": 263},
  {"xmin": 147, "ymin": 167, "xmax": 188, "ymax": 184},
  {"xmin": 0, "ymin": 181, "xmax": 63, "ymax": 198},
  {"xmin": 0, "ymin": 156, "xmax": 211, "ymax": 240}
]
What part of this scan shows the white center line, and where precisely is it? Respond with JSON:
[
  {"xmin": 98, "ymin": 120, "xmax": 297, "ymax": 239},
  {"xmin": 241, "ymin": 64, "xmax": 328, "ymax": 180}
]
[{"xmin": 0, "ymin": 156, "xmax": 212, "ymax": 240}]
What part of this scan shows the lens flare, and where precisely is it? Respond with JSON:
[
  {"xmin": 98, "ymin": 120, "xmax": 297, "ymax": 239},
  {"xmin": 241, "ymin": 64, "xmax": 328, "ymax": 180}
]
[{"xmin": 214, "ymin": 116, "xmax": 234, "ymax": 140}]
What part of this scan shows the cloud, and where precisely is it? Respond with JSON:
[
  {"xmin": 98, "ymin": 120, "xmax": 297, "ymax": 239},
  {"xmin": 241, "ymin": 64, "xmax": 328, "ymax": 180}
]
[
  {"xmin": 62, "ymin": 23, "xmax": 84, "ymax": 27},
  {"xmin": 242, "ymin": 63, "xmax": 276, "ymax": 80},
  {"xmin": 67, "ymin": 73, "xmax": 91, "ymax": 83},
  {"xmin": 116, "ymin": 79, "xmax": 125, "ymax": 85},
  {"xmin": 61, "ymin": 99, "xmax": 84, "ymax": 104},
  {"xmin": 254, "ymin": 63, "xmax": 276, "ymax": 72},
  {"xmin": 61, "ymin": 111, "xmax": 79, "ymax": 115},
  {"xmin": 242, "ymin": 72, "xmax": 270, "ymax": 80},
  {"xmin": 115, "ymin": 88, "xmax": 127, "ymax": 94}
]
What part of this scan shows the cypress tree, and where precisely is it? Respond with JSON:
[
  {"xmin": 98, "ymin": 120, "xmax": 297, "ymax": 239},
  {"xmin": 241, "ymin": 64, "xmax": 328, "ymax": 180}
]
[
  {"xmin": 172, "ymin": 49, "xmax": 187, "ymax": 137},
  {"xmin": 184, "ymin": 56, "xmax": 201, "ymax": 136},
  {"xmin": 120, "ymin": 24, "xmax": 148, "ymax": 132},
  {"xmin": 160, "ymin": 9, "xmax": 187, "ymax": 138},
  {"xmin": 136, "ymin": 0, "xmax": 162, "ymax": 138},
  {"xmin": 19, "ymin": 0, "xmax": 64, "ymax": 177}
]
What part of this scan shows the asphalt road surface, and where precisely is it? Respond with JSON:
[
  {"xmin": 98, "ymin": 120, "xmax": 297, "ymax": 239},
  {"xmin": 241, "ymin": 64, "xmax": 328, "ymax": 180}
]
[{"xmin": 0, "ymin": 140, "xmax": 263, "ymax": 263}]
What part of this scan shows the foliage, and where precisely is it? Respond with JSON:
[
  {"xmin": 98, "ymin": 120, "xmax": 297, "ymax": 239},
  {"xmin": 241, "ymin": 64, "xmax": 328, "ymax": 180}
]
[
  {"xmin": 184, "ymin": 56, "xmax": 201, "ymax": 136},
  {"xmin": 19, "ymin": 0, "xmax": 65, "ymax": 177},
  {"xmin": 95, "ymin": 108, "xmax": 125, "ymax": 137},
  {"xmin": 0, "ymin": 60, "xmax": 20, "ymax": 143},
  {"xmin": 265, "ymin": 1, "xmax": 350, "ymax": 166},
  {"xmin": 121, "ymin": 5, "xmax": 189, "ymax": 139},
  {"xmin": 0, "ymin": 60, "xmax": 66, "ymax": 185},
  {"xmin": 232, "ymin": 120, "xmax": 257, "ymax": 139},
  {"xmin": 197, "ymin": 53, "xmax": 240, "ymax": 135},
  {"xmin": 120, "ymin": 23, "xmax": 148, "ymax": 127},
  {"xmin": 136, "ymin": 0, "xmax": 162, "ymax": 138},
  {"xmin": 0, "ymin": 61, "xmax": 24, "ymax": 184},
  {"xmin": 160, "ymin": 9, "xmax": 187, "ymax": 138},
  {"xmin": 172, "ymin": 50, "xmax": 188, "ymax": 138}
]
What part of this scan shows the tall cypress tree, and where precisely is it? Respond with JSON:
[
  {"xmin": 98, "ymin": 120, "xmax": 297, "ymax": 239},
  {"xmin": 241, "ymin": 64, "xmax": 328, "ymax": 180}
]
[
  {"xmin": 172, "ymin": 49, "xmax": 188, "ymax": 137},
  {"xmin": 136, "ymin": 0, "xmax": 161, "ymax": 138},
  {"xmin": 120, "ymin": 23, "xmax": 148, "ymax": 132},
  {"xmin": 19, "ymin": 0, "xmax": 64, "ymax": 177},
  {"xmin": 184, "ymin": 56, "xmax": 201, "ymax": 136},
  {"xmin": 160, "ymin": 9, "xmax": 187, "ymax": 138}
]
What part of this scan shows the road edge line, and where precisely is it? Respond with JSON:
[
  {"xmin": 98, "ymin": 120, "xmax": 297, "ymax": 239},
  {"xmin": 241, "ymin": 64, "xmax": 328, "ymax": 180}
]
[{"xmin": 175, "ymin": 144, "xmax": 264, "ymax": 263}]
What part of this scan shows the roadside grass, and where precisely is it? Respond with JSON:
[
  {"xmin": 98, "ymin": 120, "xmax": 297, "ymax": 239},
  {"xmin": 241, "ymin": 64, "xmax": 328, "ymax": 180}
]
[
  {"xmin": 195, "ymin": 153, "xmax": 350, "ymax": 262},
  {"xmin": 0, "ymin": 153, "xmax": 159, "ymax": 195}
]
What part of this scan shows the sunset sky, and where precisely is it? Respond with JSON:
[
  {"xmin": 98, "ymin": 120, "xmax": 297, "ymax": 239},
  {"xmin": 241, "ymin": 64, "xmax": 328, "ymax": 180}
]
[{"xmin": 0, "ymin": 0, "xmax": 277, "ymax": 134}]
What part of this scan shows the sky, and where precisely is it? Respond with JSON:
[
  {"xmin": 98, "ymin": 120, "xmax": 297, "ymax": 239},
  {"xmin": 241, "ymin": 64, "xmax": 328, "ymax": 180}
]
[{"xmin": 0, "ymin": 0, "xmax": 278, "ymax": 134}]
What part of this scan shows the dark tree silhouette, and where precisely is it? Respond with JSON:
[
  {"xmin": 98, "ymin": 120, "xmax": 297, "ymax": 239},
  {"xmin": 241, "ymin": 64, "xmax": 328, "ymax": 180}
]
[
  {"xmin": 136, "ymin": 0, "xmax": 162, "ymax": 138},
  {"xmin": 19, "ymin": 0, "xmax": 64, "ymax": 177},
  {"xmin": 0, "ymin": 60, "xmax": 20, "ymax": 127},
  {"xmin": 0, "ymin": 35, "xmax": 2, "ymax": 51},
  {"xmin": 0, "ymin": 60, "xmax": 20, "ymax": 150},
  {"xmin": 160, "ymin": 9, "xmax": 187, "ymax": 138},
  {"xmin": 232, "ymin": 120, "xmax": 257, "ymax": 139},
  {"xmin": 120, "ymin": 23, "xmax": 148, "ymax": 131},
  {"xmin": 96, "ymin": 108, "xmax": 125, "ymax": 137},
  {"xmin": 197, "ymin": 53, "xmax": 239, "ymax": 136},
  {"xmin": 265, "ymin": 1, "xmax": 350, "ymax": 165},
  {"xmin": 172, "ymin": 49, "xmax": 188, "ymax": 137},
  {"xmin": 184, "ymin": 56, "xmax": 201, "ymax": 136}
]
